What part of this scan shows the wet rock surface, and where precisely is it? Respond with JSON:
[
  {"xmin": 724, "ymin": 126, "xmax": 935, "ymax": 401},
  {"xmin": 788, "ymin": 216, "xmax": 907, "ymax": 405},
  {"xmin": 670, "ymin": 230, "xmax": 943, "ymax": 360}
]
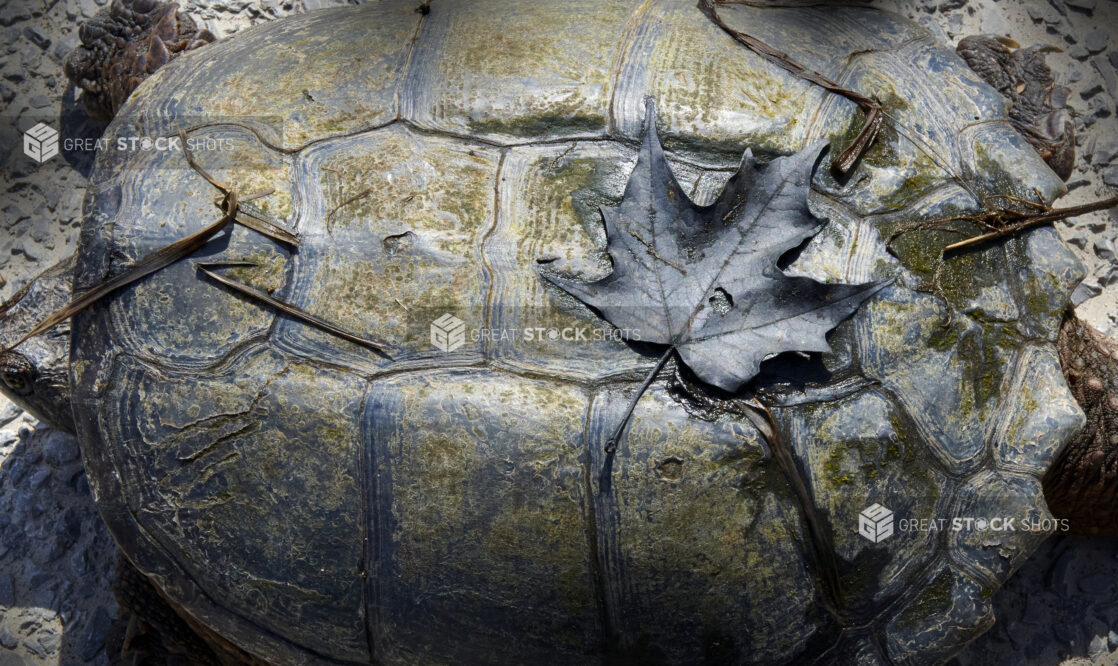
[{"xmin": 0, "ymin": 0, "xmax": 1115, "ymax": 664}]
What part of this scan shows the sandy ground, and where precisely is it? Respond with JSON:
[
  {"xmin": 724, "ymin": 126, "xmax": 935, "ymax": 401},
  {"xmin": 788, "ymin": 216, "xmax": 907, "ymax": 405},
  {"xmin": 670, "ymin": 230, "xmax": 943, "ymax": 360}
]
[{"xmin": 0, "ymin": 0, "xmax": 1115, "ymax": 664}]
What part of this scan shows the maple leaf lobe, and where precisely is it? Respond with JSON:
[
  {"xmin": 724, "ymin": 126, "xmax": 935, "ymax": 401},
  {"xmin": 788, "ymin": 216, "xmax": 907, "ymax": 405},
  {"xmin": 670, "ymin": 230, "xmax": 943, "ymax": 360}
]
[{"xmin": 543, "ymin": 99, "xmax": 889, "ymax": 392}]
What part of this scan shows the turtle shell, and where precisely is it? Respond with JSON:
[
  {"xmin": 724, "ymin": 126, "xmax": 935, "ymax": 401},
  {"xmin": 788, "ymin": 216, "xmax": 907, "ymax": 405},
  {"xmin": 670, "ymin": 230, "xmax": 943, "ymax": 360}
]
[{"xmin": 72, "ymin": 2, "xmax": 1086, "ymax": 664}]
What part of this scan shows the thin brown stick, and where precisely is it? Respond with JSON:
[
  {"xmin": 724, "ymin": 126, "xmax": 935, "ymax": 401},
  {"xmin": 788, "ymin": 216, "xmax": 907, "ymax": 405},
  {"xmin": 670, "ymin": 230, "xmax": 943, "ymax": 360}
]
[
  {"xmin": 196, "ymin": 262, "xmax": 391, "ymax": 357},
  {"xmin": 698, "ymin": 0, "xmax": 882, "ymax": 173},
  {"xmin": 2, "ymin": 129, "xmax": 293, "ymax": 354},
  {"xmin": 2, "ymin": 190, "xmax": 241, "ymax": 354},
  {"xmin": 944, "ymin": 195, "xmax": 1118, "ymax": 252}
]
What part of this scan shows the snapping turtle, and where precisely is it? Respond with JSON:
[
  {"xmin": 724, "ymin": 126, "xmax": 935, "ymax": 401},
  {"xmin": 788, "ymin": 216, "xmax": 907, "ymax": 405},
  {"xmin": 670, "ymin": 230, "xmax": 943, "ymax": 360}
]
[{"xmin": 0, "ymin": 1, "xmax": 1093, "ymax": 664}]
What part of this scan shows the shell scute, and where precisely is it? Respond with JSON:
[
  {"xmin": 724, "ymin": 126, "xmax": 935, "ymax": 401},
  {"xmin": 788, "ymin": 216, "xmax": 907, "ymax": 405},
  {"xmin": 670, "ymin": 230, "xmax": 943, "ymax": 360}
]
[
  {"xmin": 363, "ymin": 370, "xmax": 596, "ymax": 665},
  {"xmin": 778, "ymin": 388, "xmax": 949, "ymax": 621},
  {"xmin": 276, "ymin": 125, "xmax": 500, "ymax": 373},
  {"xmin": 401, "ymin": 0, "xmax": 634, "ymax": 145},
  {"xmin": 105, "ymin": 126, "xmax": 292, "ymax": 369},
  {"xmin": 100, "ymin": 348, "xmax": 369, "ymax": 662},
  {"xmin": 587, "ymin": 384, "xmax": 831, "ymax": 664}
]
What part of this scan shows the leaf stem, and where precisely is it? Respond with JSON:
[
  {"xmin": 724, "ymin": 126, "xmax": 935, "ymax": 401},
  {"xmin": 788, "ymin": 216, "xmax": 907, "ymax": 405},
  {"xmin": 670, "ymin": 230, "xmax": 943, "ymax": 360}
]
[
  {"xmin": 606, "ymin": 346, "xmax": 676, "ymax": 454},
  {"xmin": 600, "ymin": 346, "xmax": 675, "ymax": 495}
]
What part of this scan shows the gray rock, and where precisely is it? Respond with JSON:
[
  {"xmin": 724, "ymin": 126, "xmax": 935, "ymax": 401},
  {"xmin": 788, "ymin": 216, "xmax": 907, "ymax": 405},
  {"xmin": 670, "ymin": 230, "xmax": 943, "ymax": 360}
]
[
  {"xmin": 1103, "ymin": 164, "xmax": 1118, "ymax": 187},
  {"xmin": 0, "ymin": 5, "xmax": 31, "ymax": 27},
  {"xmin": 49, "ymin": 38, "xmax": 76, "ymax": 65},
  {"xmin": 1110, "ymin": 50, "xmax": 1118, "ymax": 70},
  {"xmin": 1102, "ymin": 265, "xmax": 1118, "ymax": 287},
  {"xmin": 1085, "ymin": 28, "xmax": 1111, "ymax": 53},
  {"xmin": 37, "ymin": 629, "xmax": 59, "ymax": 654},
  {"xmin": 42, "ymin": 431, "xmax": 79, "ymax": 464},
  {"xmin": 0, "ymin": 626, "xmax": 17, "ymax": 650},
  {"xmin": 1081, "ymin": 80, "xmax": 1106, "ymax": 99},
  {"xmin": 21, "ymin": 639, "xmax": 46, "ymax": 658},
  {"xmin": 1027, "ymin": 3, "xmax": 1062, "ymax": 23},
  {"xmin": 0, "ymin": 401, "xmax": 21, "ymax": 428},
  {"xmin": 11, "ymin": 240, "xmax": 38, "ymax": 262},
  {"xmin": 1073, "ymin": 279, "xmax": 1104, "ymax": 306},
  {"xmin": 1086, "ymin": 96, "xmax": 1114, "ymax": 125},
  {"xmin": 1090, "ymin": 634, "xmax": 1110, "ymax": 658},
  {"xmin": 1069, "ymin": 44, "xmax": 1092, "ymax": 60},
  {"xmin": 1092, "ymin": 136, "xmax": 1118, "ymax": 164},
  {"xmin": 22, "ymin": 26, "xmax": 49, "ymax": 50},
  {"xmin": 0, "ymin": 651, "xmax": 30, "ymax": 666},
  {"xmin": 29, "ymin": 95, "xmax": 50, "ymax": 109},
  {"xmin": 1094, "ymin": 237, "xmax": 1116, "ymax": 261},
  {"xmin": 1066, "ymin": 0, "xmax": 1097, "ymax": 11},
  {"xmin": 20, "ymin": 45, "xmax": 42, "ymax": 71}
]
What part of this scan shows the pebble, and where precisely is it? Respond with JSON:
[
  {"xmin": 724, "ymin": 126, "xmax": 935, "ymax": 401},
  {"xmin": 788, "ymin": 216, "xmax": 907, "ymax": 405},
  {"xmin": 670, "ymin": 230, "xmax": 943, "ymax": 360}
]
[
  {"xmin": 1094, "ymin": 237, "xmax": 1116, "ymax": 261},
  {"xmin": 0, "ymin": 626, "xmax": 17, "ymax": 650},
  {"xmin": 1103, "ymin": 165, "xmax": 1118, "ymax": 187},
  {"xmin": 20, "ymin": 44, "xmax": 42, "ymax": 71},
  {"xmin": 1092, "ymin": 136, "xmax": 1118, "ymax": 164},
  {"xmin": 21, "ymin": 639, "xmax": 45, "ymax": 658},
  {"xmin": 22, "ymin": 25, "xmax": 49, "ymax": 50},
  {"xmin": 1067, "ymin": 0, "xmax": 1098, "ymax": 11},
  {"xmin": 79, "ymin": 0, "xmax": 99, "ymax": 18},
  {"xmin": 42, "ymin": 430, "xmax": 79, "ymax": 464},
  {"xmin": 1072, "ymin": 278, "xmax": 1103, "ymax": 304},
  {"xmin": 1103, "ymin": 265, "xmax": 1118, "ymax": 287},
  {"xmin": 0, "ymin": 403, "xmax": 21, "ymax": 429},
  {"xmin": 0, "ymin": 6, "xmax": 32, "ymax": 27},
  {"xmin": 1027, "ymin": 3, "xmax": 1063, "ymax": 24},
  {"xmin": 1086, "ymin": 28, "xmax": 1111, "ymax": 53}
]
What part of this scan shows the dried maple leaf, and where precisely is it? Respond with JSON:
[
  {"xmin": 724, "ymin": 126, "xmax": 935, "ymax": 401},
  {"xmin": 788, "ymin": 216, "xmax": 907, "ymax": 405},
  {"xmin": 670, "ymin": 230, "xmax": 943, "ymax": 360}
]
[{"xmin": 543, "ymin": 99, "xmax": 889, "ymax": 452}]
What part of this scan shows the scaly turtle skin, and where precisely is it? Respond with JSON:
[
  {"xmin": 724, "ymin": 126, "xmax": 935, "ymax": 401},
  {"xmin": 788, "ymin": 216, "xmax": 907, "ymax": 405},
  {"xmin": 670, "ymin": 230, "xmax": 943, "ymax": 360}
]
[
  {"xmin": 64, "ymin": 0, "xmax": 215, "ymax": 123},
  {"xmin": 955, "ymin": 35, "xmax": 1075, "ymax": 181},
  {"xmin": 5, "ymin": 2, "xmax": 1091, "ymax": 664},
  {"xmin": 1047, "ymin": 317, "xmax": 1118, "ymax": 535}
]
